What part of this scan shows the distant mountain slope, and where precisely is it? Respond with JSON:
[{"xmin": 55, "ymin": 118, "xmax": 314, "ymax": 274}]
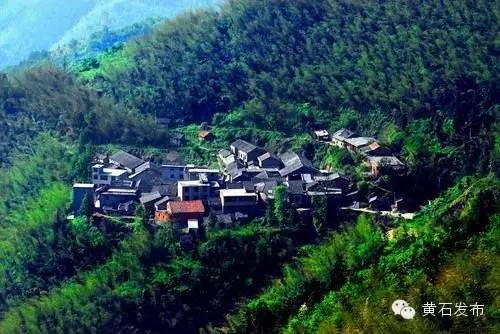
[
  {"xmin": 0, "ymin": 0, "xmax": 96, "ymax": 68},
  {"xmin": 51, "ymin": 0, "xmax": 222, "ymax": 49},
  {"xmin": 0, "ymin": 0, "xmax": 221, "ymax": 68}
]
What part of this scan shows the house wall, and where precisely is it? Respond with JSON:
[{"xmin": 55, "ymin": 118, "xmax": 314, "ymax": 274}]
[
  {"xmin": 92, "ymin": 167, "xmax": 128, "ymax": 186},
  {"xmin": 259, "ymin": 158, "xmax": 281, "ymax": 169},
  {"xmin": 161, "ymin": 165, "xmax": 185, "ymax": 181},
  {"xmin": 246, "ymin": 150, "xmax": 263, "ymax": 163},
  {"xmin": 289, "ymin": 193, "xmax": 311, "ymax": 208},
  {"xmin": 368, "ymin": 146, "xmax": 392, "ymax": 156},
  {"xmin": 167, "ymin": 212, "xmax": 205, "ymax": 223},
  {"xmin": 155, "ymin": 210, "xmax": 169, "ymax": 222},
  {"xmin": 100, "ymin": 194, "xmax": 136, "ymax": 208},
  {"xmin": 238, "ymin": 151, "xmax": 248, "ymax": 162},
  {"xmin": 331, "ymin": 138, "xmax": 346, "ymax": 148},
  {"xmin": 178, "ymin": 184, "xmax": 210, "ymax": 201},
  {"xmin": 72, "ymin": 187, "xmax": 94, "ymax": 212},
  {"xmin": 220, "ymin": 194, "xmax": 258, "ymax": 212},
  {"xmin": 187, "ymin": 171, "xmax": 219, "ymax": 181}
]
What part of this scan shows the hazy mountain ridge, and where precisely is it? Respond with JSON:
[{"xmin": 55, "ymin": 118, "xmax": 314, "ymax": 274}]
[
  {"xmin": 0, "ymin": 0, "xmax": 221, "ymax": 68},
  {"xmin": 52, "ymin": 0, "xmax": 222, "ymax": 49}
]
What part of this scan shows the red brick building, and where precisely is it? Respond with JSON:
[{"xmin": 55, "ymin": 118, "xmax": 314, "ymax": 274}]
[{"xmin": 155, "ymin": 200, "xmax": 205, "ymax": 223}]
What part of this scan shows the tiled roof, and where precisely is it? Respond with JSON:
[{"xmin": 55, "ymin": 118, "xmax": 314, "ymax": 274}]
[
  {"xmin": 139, "ymin": 191, "xmax": 162, "ymax": 204},
  {"xmin": 332, "ymin": 128, "xmax": 356, "ymax": 140},
  {"xmin": 218, "ymin": 149, "xmax": 232, "ymax": 158},
  {"xmin": 279, "ymin": 152, "xmax": 318, "ymax": 176},
  {"xmin": 344, "ymin": 137, "xmax": 376, "ymax": 148},
  {"xmin": 110, "ymin": 150, "xmax": 144, "ymax": 170},
  {"xmin": 154, "ymin": 196, "xmax": 171, "ymax": 210},
  {"xmin": 152, "ymin": 183, "xmax": 177, "ymax": 197},
  {"xmin": 313, "ymin": 172, "xmax": 347, "ymax": 181},
  {"xmin": 168, "ymin": 200, "xmax": 205, "ymax": 214},
  {"xmin": 258, "ymin": 152, "xmax": 280, "ymax": 161},
  {"xmin": 134, "ymin": 161, "xmax": 160, "ymax": 175},
  {"xmin": 286, "ymin": 180, "xmax": 306, "ymax": 194},
  {"xmin": 254, "ymin": 180, "xmax": 279, "ymax": 193},
  {"xmin": 366, "ymin": 156, "xmax": 404, "ymax": 167},
  {"xmin": 230, "ymin": 139, "xmax": 264, "ymax": 154}
]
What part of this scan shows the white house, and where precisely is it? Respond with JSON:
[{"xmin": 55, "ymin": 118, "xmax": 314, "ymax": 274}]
[
  {"xmin": 177, "ymin": 180, "xmax": 211, "ymax": 201},
  {"xmin": 91, "ymin": 164, "xmax": 128, "ymax": 186},
  {"xmin": 219, "ymin": 188, "xmax": 258, "ymax": 212}
]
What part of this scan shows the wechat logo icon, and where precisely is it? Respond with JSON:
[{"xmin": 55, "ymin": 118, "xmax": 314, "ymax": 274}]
[{"xmin": 392, "ymin": 299, "xmax": 416, "ymax": 320}]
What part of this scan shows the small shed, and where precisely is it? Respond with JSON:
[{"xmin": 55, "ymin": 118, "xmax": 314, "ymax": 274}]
[
  {"xmin": 313, "ymin": 130, "xmax": 330, "ymax": 141},
  {"xmin": 198, "ymin": 130, "xmax": 215, "ymax": 141}
]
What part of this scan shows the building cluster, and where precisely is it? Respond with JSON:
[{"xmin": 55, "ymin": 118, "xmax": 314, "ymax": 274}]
[
  {"xmin": 315, "ymin": 128, "xmax": 405, "ymax": 177},
  {"xmin": 72, "ymin": 140, "xmax": 357, "ymax": 234}
]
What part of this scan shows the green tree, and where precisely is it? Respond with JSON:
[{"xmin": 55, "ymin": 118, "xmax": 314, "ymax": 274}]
[
  {"xmin": 77, "ymin": 193, "xmax": 93, "ymax": 217},
  {"xmin": 273, "ymin": 185, "xmax": 288, "ymax": 226},
  {"xmin": 312, "ymin": 195, "xmax": 328, "ymax": 233}
]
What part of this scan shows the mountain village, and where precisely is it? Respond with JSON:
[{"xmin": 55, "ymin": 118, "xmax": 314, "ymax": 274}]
[{"xmin": 72, "ymin": 128, "xmax": 408, "ymax": 242}]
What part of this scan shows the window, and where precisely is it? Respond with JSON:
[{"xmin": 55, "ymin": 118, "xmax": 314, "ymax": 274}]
[
  {"xmin": 92, "ymin": 174, "xmax": 98, "ymax": 180},
  {"xmin": 100, "ymin": 175, "xmax": 108, "ymax": 181}
]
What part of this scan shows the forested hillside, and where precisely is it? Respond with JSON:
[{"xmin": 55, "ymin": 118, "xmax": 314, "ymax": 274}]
[
  {"xmin": 80, "ymin": 0, "xmax": 498, "ymax": 199},
  {"xmin": 84, "ymin": 0, "xmax": 497, "ymax": 125},
  {"xmin": 0, "ymin": 0, "xmax": 498, "ymax": 333},
  {"xmin": 225, "ymin": 176, "xmax": 499, "ymax": 333}
]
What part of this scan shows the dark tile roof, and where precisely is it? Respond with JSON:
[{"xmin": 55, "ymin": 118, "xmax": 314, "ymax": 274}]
[
  {"xmin": 117, "ymin": 200, "xmax": 136, "ymax": 213},
  {"xmin": 152, "ymin": 183, "xmax": 177, "ymax": 197},
  {"xmin": 243, "ymin": 182, "xmax": 255, "ymax": 192},
  {"xmin": 286, "ymin": 180, "xmax": 306, "ymax": 194},
  {"xmin": 226, "ymin": 183, "xmax": 244, "ymax": 189},
  {"xmin": 366, "ymin": 156, "xmax": 404, "ymax": 167},
  {"xmin": 255, "ymin": 180, "xmax": 279, "ymax": 193},
  {"xmin": 305, "ymin": 182, "xmax": 342, "ymax": 195},
  {"xmin": 344, "ymin": 137, "xmax": 376, "ymax": 148},
  {"xmin": 154, "ymin": 196, "xmax": 171, "ymax": 210},
  {"xmin": 110, "ymin": 180, "xmax": 135, "ymax": 189},
  {"xmin": 227, "ymin": 161, "xmax": 244, "ymax": 178},
  {"xmin": 231, "ymin": 139, "xmax": 256, "ymax": 152},
  {"xmin": 110, "ymin": 150, "xmax": 144, "ymax": 170},
  {"xmin": 332, "ymin": 128, "xmax": 356, "ymax": 140},
  {"xmin": 139, "ymin": 191, "xmax": 162, "ymax": 204},
  {"xmin": 258, "ymin": 152, "xmax": 280, "ymax": 162},
  {"xmin": 279, "ymin": 152, "xmax": 318, "ymax": 176},
  {"xmin": 254, "ymin": 171, "xmax": 269, "ymax": 180},
  {"xmin": 314, "ymin": 172, "xmax": 348, "ymax": 182},
  {"xmin": 230, "ymin": 139, "xmax": 266, "ymax": 155},
  {"xmin": 134, "ymin": 161, "xmax": 160, "ymax": 175},
  {"xmin": 134, "ymin": 174, "xmax": 166, "ymax": 194},
  {"xmin": 218, "ymin": 149, "xmax": 232, "ymax": 158}
]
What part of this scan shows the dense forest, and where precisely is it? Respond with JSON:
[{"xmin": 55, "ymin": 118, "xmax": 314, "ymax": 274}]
[{"xmin": 0, "ymin": 0, "xmax": 498, "ymax": 333}]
